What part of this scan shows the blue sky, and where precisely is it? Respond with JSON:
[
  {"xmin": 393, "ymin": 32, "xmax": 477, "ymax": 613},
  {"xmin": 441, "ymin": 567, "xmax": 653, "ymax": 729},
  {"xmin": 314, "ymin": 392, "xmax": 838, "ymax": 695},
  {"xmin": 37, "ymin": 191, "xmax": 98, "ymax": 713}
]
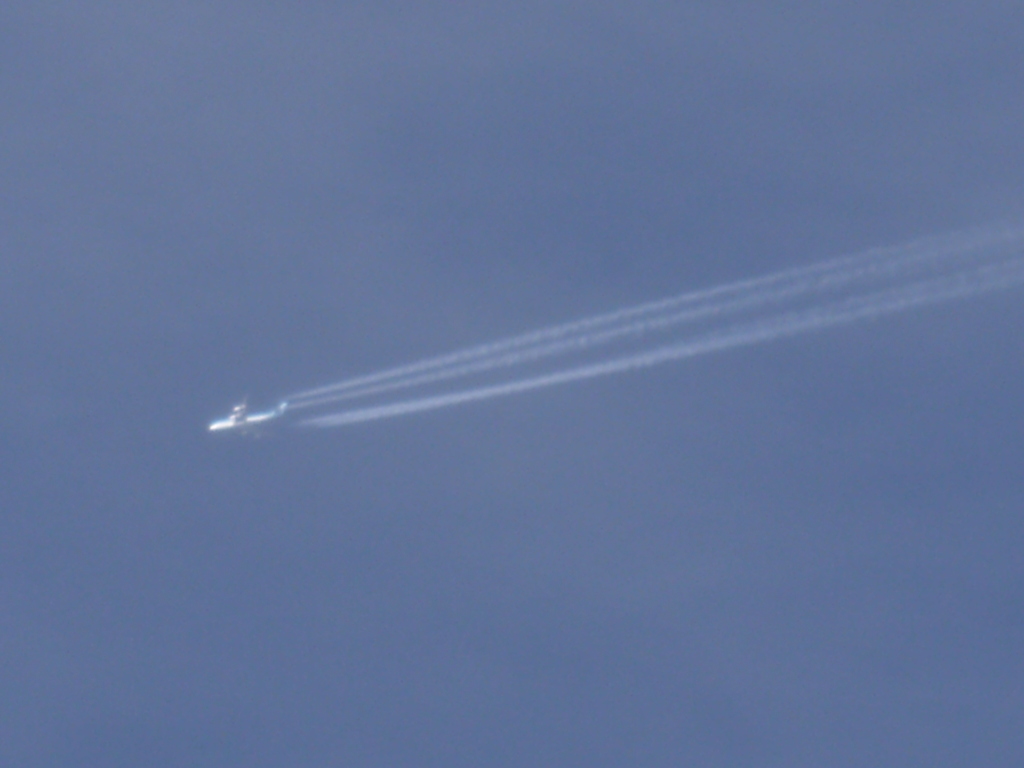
[{"xmin": 3, "ymin": 3, "xmax": 1024, "ymax": 765}]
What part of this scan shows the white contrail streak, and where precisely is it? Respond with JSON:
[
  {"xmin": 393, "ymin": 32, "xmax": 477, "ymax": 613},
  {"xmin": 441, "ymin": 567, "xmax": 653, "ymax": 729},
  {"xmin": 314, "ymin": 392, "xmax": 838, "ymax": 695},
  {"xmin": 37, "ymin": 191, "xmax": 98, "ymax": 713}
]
[
  {"xmin": 285, "ymin": 225, "xmax": 1024, "ymax": 411},
  {"xmin": 300, "ymin": 256, "xmax": 1024, "ymax": 428}
]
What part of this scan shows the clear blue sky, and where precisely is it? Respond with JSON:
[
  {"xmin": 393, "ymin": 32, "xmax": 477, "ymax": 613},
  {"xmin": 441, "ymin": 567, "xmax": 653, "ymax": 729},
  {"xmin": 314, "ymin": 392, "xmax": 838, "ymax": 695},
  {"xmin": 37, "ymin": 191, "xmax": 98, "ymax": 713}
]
[{"xmin": 3, "ymin": 4, "xmax": 1023, "ymax": 765}]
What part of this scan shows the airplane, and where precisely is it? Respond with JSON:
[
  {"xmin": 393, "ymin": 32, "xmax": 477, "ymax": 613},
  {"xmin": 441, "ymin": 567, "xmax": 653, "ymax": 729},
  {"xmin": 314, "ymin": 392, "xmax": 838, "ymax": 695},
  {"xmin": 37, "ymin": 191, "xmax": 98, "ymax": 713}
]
[{"xmin": 209, "ymin": 399, "xmax": 288, "ymax": 434}]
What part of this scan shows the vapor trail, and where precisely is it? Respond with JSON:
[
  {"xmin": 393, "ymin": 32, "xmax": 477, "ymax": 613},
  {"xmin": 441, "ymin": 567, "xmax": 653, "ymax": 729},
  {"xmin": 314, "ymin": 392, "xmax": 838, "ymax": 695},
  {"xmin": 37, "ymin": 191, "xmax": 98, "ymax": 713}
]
[
  {"xmin": 300, "ymin": 255, "xmax": 1024, "ymax": 428},
  {"xmin": 285, "ymin": 225, "xmax": 1024, "ymax": 410}
]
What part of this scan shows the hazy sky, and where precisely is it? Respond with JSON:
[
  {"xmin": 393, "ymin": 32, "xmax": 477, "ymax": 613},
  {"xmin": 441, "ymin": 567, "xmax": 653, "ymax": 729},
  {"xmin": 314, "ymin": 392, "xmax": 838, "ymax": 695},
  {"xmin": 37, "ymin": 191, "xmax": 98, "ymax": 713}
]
[{"xmin": 3, "ymin": 3, "xmax": 1024, "ymax": 766}]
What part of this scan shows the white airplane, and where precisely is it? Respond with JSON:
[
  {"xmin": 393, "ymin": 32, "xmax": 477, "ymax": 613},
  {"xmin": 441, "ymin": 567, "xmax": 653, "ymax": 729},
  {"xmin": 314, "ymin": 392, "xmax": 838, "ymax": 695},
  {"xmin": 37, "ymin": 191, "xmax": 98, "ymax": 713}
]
[{"xmin": 209, "ymin": 399, "xmax": 288, "ymax": 433}]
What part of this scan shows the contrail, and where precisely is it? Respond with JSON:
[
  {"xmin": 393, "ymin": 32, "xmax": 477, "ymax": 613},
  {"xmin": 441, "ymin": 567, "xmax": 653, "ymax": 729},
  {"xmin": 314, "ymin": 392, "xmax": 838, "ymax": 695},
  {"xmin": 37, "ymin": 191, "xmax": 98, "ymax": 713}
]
[
  {"xmin": 285, "ymin": 225, "xmax": 1024, "ymax": 411},
  {"xmin": 299, "ymin": 254, "xmax": 1024, "ymax": 428}
]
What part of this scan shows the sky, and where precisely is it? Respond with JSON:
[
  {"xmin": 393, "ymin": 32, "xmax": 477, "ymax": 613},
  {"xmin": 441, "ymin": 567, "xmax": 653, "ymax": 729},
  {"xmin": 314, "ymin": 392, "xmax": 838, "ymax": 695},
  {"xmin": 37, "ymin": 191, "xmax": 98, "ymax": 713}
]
[{"xmin": 3, "ymin": 3, "xmax": 1024, "ymax": 765}]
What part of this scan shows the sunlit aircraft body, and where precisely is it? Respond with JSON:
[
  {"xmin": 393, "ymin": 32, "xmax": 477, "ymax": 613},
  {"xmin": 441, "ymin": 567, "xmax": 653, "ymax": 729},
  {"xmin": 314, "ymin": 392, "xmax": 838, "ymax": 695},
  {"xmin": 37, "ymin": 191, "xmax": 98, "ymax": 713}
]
[{"xmin": 209, "ymin": 400, "xmax": 287, "ymax": 433}]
